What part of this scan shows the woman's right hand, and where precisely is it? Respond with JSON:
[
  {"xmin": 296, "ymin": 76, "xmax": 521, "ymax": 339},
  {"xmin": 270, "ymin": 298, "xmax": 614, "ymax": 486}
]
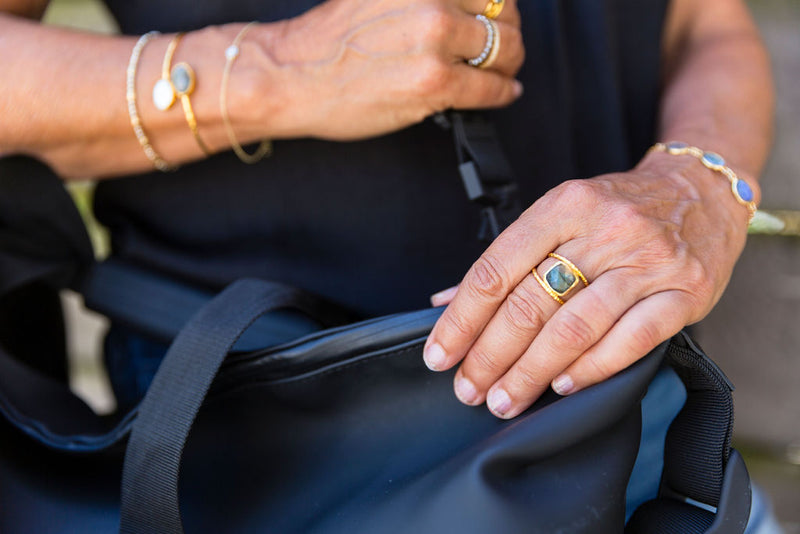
[{"xmin": 246, "ymin": 0, "xmax": 525, "ymax": 140}]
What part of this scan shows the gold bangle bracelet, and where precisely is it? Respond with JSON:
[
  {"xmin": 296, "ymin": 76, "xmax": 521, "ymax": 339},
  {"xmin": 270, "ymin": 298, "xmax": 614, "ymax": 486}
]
[
  {"xmin": 126, "ymin": 31, "xmax": 175, "ymax": 172},
  {"xmin": 220, "ymin": 22, "xmax": 272, "ymax": 164},
  {"xmin": 169, "ymin": 59, "xmax": 213, "ymax": 156},
  {"xmin": 152, "ymin": 33, "xmax": 184, "ymax": 111}
]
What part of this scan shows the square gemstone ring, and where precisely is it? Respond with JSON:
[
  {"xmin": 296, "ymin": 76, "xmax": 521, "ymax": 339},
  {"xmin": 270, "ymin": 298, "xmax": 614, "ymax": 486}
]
[{"xmin": 543, "ymin": 261, "xmax": 581, "ymax": 297}]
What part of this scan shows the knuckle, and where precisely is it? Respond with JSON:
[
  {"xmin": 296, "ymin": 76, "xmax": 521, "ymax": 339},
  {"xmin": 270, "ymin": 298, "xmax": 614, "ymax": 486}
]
[
  {"xmin": 503, "ymin": 285, "xmax": 546, "ymax": 336},
  {"xmin": 468, "ymin": 346, "xmax": 504, "ymax": 375},
  {"xmin": 628, "ymin": 319, "xmax": 663, "ymax": 355},
  {"xmin": 417, "ymin": 6, "xmax": 452, "ymax": 45},
  {"xmin": 584, "ymin": 352, "xmax": 615, "ymax": 380},
  {"xmin": 512, "ymin": 363, "xmax": 550, "ymax": 391},
  {"xmin": 467, "ymin": 254, "xmax": 511, "ymax": 299},
  {"xmin": 554, "ymin": 179, "xmax": 598, "ymax": 209},
  {"xmin": 549, "ymin": 309, "xmax": 596, "ymax": 349},
  {"xmin": 681, "ymin": 257, "xmax": 713, "ymax": 301},
  {"xmin": 442, "ymin": 308, "xmax": 474, "ymax": 339},
  {"xmin": 412, "ymin": 56, "xmax": 451, "ymax": 95}
]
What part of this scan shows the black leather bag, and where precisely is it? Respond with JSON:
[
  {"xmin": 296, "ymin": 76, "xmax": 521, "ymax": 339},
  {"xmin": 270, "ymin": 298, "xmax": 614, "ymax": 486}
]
[{"xmin": 0, "ymin": 148, "xmax": 751, "ymax": 533}]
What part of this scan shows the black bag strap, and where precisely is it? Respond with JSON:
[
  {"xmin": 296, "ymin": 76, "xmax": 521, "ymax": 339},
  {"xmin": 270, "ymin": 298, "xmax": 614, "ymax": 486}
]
[
  {"xmin": 438, "ymin": 112, "xmax": 521, "ymax": 242},
  {"xmin": 118, "ymin": 278, "xmax": 300, "ymax": 533},
  {"xmin": 626, "ymin": 334, "xmax": 752, "ymax": 533}
]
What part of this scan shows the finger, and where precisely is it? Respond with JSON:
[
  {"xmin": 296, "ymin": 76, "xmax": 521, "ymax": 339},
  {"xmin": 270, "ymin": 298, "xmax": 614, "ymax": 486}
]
[
  {"xmin": 423, "ymin": 195, "xmax": 574, "ymax": 373},
  {"xmin": 453, "ymin": 16, "xmax": 524, "ymax": 77},
  {"xmin": 448, "ymin": 65, "xmax": 523, "ymax": 109},
  {"xmin": 460, "ymin": 0, "xmax": 520, "ymax": 26},
  {"xmin": 452, "ymin": 250, "xmax": 591, "ymax": 405},
  {"xmin": 431, "ymin": 285, "xmax": 459, "ymax": 307},
  {"xmin": 482, "ymin": 267, "xmax": 646, "ymax": 418},
  {"xmin": 423, "ymin": 203, "xmax": 567, "ymax": 372},
  {"xmin": 452, "ymin": 272, "xmax": 559, "ymax": 405},
  {"xmin": 551, "ymin": 290, "xmax": 691, "ymax": 396}
]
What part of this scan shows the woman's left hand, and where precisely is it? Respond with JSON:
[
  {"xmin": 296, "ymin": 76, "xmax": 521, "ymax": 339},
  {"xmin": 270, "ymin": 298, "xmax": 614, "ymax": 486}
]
[{"xmin": 423, "ymin": 150, "xmax": 757, "ymax": 419}]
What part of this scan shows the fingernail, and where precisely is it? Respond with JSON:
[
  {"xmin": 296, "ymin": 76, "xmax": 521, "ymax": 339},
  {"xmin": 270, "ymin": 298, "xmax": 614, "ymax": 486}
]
[
  {"xmin": 487, "ymin": 388, "xmax": 512, "ymax": 417},
  {"xmin": 454, "ymin": 376, "xmax": 479, "ymax": 405},
  {"xmin": 552, "ymin": 374, "xmax": 574, "ymax": 396},
  {"xmin": 430, "ymin": 286, "xmax": 458, "ymax": 307},
  {"xmin": 513, "ymin": 81, "xmax": 524, "ymax": 98},
  {"xmin": 424, "ymin": 343, "xmax": 447, "ymax": 371}
]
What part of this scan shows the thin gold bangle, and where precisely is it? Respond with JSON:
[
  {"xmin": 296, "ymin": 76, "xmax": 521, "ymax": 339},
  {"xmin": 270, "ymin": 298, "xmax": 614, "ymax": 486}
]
[
  {"xmin": 152, "ymin": 33, "xmax": 184, "ymax": 111},
  {"xmin": 166, "ymin": 36, "xmax": 213, "ymax": 156},
  {"xmin": 220, "ymin": 21, "xmax": 272, "ymax": 164},
  {"xmin": 126, "ymin": 31, "xmax": 175, "ymax": 172}
]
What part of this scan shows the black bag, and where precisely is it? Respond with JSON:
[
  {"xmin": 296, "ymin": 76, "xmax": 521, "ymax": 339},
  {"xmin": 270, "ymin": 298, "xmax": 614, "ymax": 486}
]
[{"xmin": 0, "ymin": 140, "xmax": 751, "ymax": 533}]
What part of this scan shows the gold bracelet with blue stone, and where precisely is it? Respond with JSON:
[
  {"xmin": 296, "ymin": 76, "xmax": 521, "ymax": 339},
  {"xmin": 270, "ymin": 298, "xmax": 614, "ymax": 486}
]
[{"xmin": 650, "ymin": 142, "xmax": 757, "ymax": 223}]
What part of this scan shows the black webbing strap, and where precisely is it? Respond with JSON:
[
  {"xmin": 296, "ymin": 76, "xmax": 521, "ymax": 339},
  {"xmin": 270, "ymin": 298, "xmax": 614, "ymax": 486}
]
[
  {"xmin": 119, "ymin": 279, "xmax": 304, "ymax": 534},
  {"xmin": 82, "ymin": 260, "xmax": 349, "ymax": 349},
  {"xmin": 626, "ymin": 332, "xmax": 750, "ymax": 533},
  {"xmin": 444, "ymin": 112, "xmax": 521, "ymax": 242},
  {"xmin": 663, "ymin": 335, "xmax": 735, "ymax": 507}
]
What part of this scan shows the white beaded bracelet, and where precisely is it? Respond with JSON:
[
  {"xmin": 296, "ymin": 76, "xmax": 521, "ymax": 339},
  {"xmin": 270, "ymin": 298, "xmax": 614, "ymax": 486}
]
[{"xmin": 126, "ymin": 31, "xmax": 175, "ymax": 172}]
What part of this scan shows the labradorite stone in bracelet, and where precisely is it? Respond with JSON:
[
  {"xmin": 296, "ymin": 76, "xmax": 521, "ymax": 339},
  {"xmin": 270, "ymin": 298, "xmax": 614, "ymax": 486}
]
[{"xmin": 651, "ymin": 141, "xmax": 757, "ymax": 221}]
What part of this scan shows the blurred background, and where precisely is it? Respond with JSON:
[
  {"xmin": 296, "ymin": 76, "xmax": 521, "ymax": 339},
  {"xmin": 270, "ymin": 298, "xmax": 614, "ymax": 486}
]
[{"xmin": 42, "ymin": 0, "xmax": 799, "ymax": 529}]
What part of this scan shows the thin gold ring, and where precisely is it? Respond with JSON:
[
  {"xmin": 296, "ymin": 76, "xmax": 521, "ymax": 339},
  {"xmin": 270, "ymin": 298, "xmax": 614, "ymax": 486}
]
[
  {"xmin": 532, "ymin": 252, "xmax": 589, "ymax": 305},
  {"xmin": 479, "ymin": 20, "xmax": 501, "ymax": 70},
  {"xmin": 482, "ymin": 0, "xmax": 505, "ymax": 19}
]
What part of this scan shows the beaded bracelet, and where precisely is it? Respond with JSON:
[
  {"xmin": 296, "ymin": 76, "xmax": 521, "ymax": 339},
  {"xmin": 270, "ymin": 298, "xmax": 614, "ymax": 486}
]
[
  {"xmin": 650, "ymin": 141, "xmax": 757, "ymax": 222},
  {"xmin": 126, "ymin": 31, "xmax": 175, "ymax": 172}
]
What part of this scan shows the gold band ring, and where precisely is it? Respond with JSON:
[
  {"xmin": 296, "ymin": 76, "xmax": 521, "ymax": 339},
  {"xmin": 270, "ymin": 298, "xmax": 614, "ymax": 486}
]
[
  {"xmin": 532, "ymin": 252, "xmax": 589, "ymax": 305},
  {"xmin": 479, "ymin": 20, "xmax": 501, "ymax": 69},
  {"xmin": 482, "ymin": 0, "xmax": 505, "ymax": 19}
]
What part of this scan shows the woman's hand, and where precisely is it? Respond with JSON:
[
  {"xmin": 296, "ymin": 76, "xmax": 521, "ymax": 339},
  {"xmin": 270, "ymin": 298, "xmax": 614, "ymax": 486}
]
[
  {"xmin": 423, "ymin": 150, "xmax": 758, "ymax": 419},
  {"xmin": 248, "ymin": 0, "xmax": 525, "ymax": 140}
]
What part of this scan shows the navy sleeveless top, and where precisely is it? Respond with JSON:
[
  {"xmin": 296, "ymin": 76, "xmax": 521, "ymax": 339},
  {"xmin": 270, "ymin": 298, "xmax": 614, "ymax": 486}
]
[{"xmin": 95, "ymin": 0, "xmax": 668, "ymax": 317}]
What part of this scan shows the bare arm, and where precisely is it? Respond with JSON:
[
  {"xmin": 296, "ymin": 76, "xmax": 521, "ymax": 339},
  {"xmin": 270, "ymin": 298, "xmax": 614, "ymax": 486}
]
[
  {"xmin": 649, "ymin": 0, "xmax": 774, "ymax": 185},
  {"xmin": 0, "ymin": 0, "xmax": 525, "ymax": 180}
]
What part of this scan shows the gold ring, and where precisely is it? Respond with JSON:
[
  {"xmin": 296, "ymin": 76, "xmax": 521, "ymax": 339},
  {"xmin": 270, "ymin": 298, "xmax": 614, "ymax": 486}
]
[
  {"xmin": 479, "ymin": 20, "xmax": 501, "ymax": 69},
  {"xmin": 532, "ymin": 252, "xmax": 589, "ymax": 305},
  {"xmin": 482, "ymin": 0, "xmax": 505, "ymax": 19}
]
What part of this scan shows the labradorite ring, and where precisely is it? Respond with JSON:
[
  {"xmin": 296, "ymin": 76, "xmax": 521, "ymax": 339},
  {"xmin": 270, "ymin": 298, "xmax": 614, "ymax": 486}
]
[{"xmin": 532, "ymin": 252, "xmax": 589, "ymax": 305}]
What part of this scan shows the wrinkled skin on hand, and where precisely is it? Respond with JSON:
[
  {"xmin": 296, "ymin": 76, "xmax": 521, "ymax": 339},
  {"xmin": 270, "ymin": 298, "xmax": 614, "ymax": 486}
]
[
  {"xmin": 257, "ymin": 0, "xmax": 525, "ymax": 140},
  {"xmin": 425, "ymin": 151, "xmax": 757, "ymax": 419}
]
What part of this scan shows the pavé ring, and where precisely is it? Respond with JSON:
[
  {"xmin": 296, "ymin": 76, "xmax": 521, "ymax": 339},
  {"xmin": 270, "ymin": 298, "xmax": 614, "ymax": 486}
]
[{"xmin": 468, "ymin": 14, "xmax": 499, "ymax": 68}]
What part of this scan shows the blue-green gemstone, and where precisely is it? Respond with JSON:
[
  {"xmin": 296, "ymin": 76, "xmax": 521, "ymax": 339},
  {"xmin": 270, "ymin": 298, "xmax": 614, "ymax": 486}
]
[
  {"xmin": 546, "ymin": 263, "xmax": 576, "ymax": 294},
  {"xmin": 702, "ymin": 152, "xmax": 725, "ymax": 168},
  {"xmin": 735, "ymin": 179, "xmax": 754, "ymax": 202},
  {"xmin": 666, "ymin": 141, "xmax": 688, "ymax": 152},
  {"xmin": 171, "ymin": 65, "xmax": 192, "ymax": 94}
]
